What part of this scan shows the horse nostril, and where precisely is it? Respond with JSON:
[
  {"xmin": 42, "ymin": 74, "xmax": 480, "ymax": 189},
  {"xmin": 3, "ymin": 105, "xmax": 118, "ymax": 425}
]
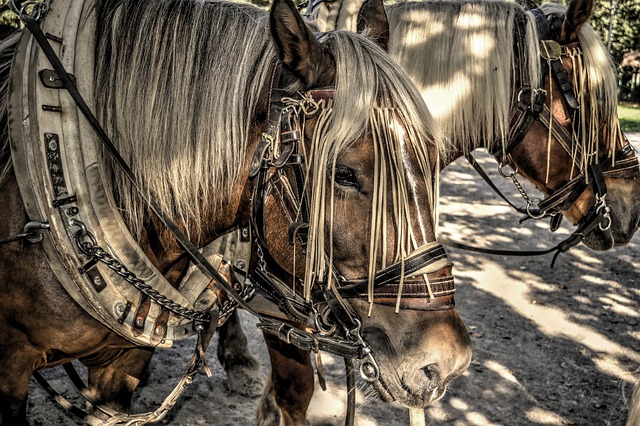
[{"xmin": 421, "ymin": 364, "xmax": 440, "ymax": 386}]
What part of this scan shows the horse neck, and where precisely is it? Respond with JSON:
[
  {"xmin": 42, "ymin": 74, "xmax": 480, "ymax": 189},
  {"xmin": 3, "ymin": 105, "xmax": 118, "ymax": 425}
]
[{"xmin": 136, "ymin": 84, "xmax": 272, "ymax": 278}]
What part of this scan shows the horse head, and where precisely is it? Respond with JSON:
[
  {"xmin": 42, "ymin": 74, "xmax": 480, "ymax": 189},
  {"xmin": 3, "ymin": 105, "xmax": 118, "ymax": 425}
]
[
  {"xmin": 507, "ymin": 0, "xmax": 640, "ymax": 250},
  {"xmin": 255, "ymin": 0, "xmax": 471, "ymax": 407}
]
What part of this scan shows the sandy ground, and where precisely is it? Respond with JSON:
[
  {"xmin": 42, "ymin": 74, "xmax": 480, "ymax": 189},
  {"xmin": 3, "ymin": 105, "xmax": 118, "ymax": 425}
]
[{"xmin": 27, "ymin": 134, "xmax": 640, "ymax": 425}]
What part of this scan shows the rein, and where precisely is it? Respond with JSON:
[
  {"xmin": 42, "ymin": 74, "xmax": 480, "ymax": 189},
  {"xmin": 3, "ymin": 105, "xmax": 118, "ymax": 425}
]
[{"xmin": 453, "ymin": 7, "xmax": 639, "ymax": 265}]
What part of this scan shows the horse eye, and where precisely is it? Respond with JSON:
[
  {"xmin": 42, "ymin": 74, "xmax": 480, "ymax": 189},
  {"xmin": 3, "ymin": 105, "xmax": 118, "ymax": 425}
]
[{"xmin": 331, "ymin": 165, "xmax": 361, "ymax": 191}]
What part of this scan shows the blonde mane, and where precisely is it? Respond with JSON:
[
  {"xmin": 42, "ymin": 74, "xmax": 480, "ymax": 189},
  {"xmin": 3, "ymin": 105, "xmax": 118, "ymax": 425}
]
[
  {"xmin": 386, "ymin": 0, "xmax": 541, "ymax": 161},
  {"xmin": 94, "ymin": 0, "xmax": 441, "ymax": 298},
  {"xmin": 387, "ymin": 0, "xmax": 620, "ymax": 171},
  {"xmin": 95, "ymin": 0, "xmax": 275, "ymax": 241}
]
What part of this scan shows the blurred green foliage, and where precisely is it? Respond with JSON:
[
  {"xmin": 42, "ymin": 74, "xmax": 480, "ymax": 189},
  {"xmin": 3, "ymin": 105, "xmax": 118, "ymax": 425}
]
[{"xmin": 590, "ymin": 0, "xmax": 640, "ymax": 64}]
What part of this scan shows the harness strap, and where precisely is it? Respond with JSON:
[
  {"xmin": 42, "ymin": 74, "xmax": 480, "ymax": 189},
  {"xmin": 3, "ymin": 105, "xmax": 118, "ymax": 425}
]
[
  {"xmin": 33, "ymin": 318, "xmax": 218, "ymax": 426},
  {"xmin": 550, "ymin": 54, "xmax": 579, "ymax": 111},
  {"xmin": 257, "ymin": 320, "xmax": 365, "ymax": 359},
  {"xmin": 498, "ymin": 89, "xmax": 546, "ymax": 158},
  {"xmin": 344, "ymin": 358, "xmax": 356, "ymax": 426},
  {"xmin": 538, "ymin": 105, "xmax": 581, "ymax": 160},
  {"xmin": 251, "ymin": 268, "xmax": 313, "ymax": 324},
  {"xmin": 335, "ymin": 243, "xmax": 450, "ymax": 296},
  {"xmin": 537, "ymin": 174, "xmax": 587, "ymax": 212}
]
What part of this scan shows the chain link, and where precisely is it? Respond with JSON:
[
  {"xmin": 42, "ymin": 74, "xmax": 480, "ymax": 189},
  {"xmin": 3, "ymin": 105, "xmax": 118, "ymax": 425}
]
[
  {"xmin": 74, "ymin": 228, "xmax": 211, "ymax": 323},
  {"xmin": 500, "ymin": 165, "xmax": 547, "ymax": 220}
]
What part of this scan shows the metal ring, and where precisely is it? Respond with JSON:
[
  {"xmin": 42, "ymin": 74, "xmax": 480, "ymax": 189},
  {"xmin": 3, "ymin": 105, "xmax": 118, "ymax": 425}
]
[
  {"xmin": 11, "ymin": 0, "xmax": 48, "ymax": 21},
  {"xmin": 23, "ymin": 221, "xmax": 50, "ymax": 243},
  {"xmin": 314, "ymin": 307, "xmax": 338, "ymax": 335},
  {"xmin": 597, "ymin": 205, "xmax": 612, "ymax": 232},
  {"xmin": 498, "ymin": 162, "xmax": 518, "ymax": 178},
  {"xmin": 526, "ymin": 198, "xmax": 546, "ymax": 220},
  {"xmin": 599, "ymin": 215, "xmax": 612, "ymax": 232},
  {"xmin": 359, "ymin": 357, "xmax": 380, "ymax": 383}
]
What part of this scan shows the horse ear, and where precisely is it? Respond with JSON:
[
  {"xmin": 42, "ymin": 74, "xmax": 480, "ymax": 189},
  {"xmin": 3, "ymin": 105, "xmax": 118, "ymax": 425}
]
[
  {"xmin": 270, "ymin": 0, "xmax": 336, "ymax": 88},
  {"xmin": 356, "ymin": 0, "xmax": 390, "ymax": 51},
  {"xmin": 560, "ymin": 0, "xmax": 593, "ymax": 43}
]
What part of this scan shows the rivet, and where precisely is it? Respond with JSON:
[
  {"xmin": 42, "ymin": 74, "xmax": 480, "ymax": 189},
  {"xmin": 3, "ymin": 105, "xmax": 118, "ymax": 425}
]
[
  {"xmin": 115, "ymin": 303, "xmax": 125, "ymax": 315},
  {"xmin": 235, "ymin": 260, "xmax": 246, "ymax": 270},
  {"xmin": 93, "ymin": 276, "xmax": 103, "ymax": 287},
  {"xmin": 154, "ymin": 326, "xmax": 164, "ymax": 335},
  {"xmin": 66, "ymin": 207, "xmax": 79, "ymax": 216},
  {"xmin": 241, "ymin": 228, "xmax": 249, "ymax": 239},
  {"xmin": 49, "ymin": 75, "xmax": 55, "ymax": 82},
  {"xmin": 135, "ymin": 318, "xmax": 144, "ymax": 328}
]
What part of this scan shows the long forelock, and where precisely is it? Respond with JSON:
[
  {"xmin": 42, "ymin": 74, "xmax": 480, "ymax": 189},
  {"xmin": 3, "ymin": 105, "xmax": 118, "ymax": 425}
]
[
  {"xmin": 386, "ymin": 0, "xmax": 541, "ymax": 160},
  {"xmin": 301, "ymin": 31, "xmax": 441, "ymax": 299},
  {"xmin": 95, "ymin": 0, "xmax": 275, "ymax": 240},
  {"xmin": 539, "ymin": 2, "xmax": 619, "ymax": 172}
]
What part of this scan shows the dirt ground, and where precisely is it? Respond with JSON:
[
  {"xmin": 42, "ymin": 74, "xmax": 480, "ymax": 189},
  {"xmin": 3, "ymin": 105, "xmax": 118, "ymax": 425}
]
[{"xmin": 27, "ymin": 134, "xmax": 639, "ymax": 425}]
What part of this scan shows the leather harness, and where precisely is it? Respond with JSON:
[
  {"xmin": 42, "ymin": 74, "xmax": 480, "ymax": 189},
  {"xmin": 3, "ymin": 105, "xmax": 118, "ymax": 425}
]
[
  {"xmin": 459, "ymin": 7, "xmax": 640, "ymax": 265},
  {"xmin": 7, "ymin": 1, "xmax": 456, "ymax": 424}
]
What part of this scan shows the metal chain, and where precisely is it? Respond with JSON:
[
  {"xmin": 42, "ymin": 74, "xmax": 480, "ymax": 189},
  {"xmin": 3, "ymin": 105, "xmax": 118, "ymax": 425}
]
[
  {"xmin": 499, "ymin": 163, "xmax": 545, "ymax": 219},
  {"xmin": 74, "ymin": 226, "xmax": 211, "ymax": 323}
]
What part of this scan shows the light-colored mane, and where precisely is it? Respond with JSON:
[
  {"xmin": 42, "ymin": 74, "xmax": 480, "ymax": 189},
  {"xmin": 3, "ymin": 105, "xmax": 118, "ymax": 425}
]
[
  {"xmin": 95, "ymin": 0, "xmax": 275, "ymax": 241},
  {"xmin": 386, "ymin": 0, "xmax": 541, "ymax": 161},
  {"xmin": 94, "ymin": 0, "xmax": 441, "ymax": 299},
  {"xmin": 299, "ymin": 31, "xmax": 441, "ymax": 300},
  {"xmin": 387, "ymin": 0, "xmax": 620, "ymax": 172}
]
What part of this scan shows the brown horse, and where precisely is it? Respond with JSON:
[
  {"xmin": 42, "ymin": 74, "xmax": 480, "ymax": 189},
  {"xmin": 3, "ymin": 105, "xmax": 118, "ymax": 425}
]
[{"xmin": 0, "ymin": 0, "xmax": 470, "ymax": 424}]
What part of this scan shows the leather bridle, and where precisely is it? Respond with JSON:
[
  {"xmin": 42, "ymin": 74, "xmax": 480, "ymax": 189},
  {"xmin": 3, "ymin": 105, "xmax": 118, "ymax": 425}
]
[
  {"xmin": 460, "ymin": 7, "xmax": 640, "ymax": 264},
  {"xmin": 246, "ymin": 64, "xmax": 457, "ymax": 386}
]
